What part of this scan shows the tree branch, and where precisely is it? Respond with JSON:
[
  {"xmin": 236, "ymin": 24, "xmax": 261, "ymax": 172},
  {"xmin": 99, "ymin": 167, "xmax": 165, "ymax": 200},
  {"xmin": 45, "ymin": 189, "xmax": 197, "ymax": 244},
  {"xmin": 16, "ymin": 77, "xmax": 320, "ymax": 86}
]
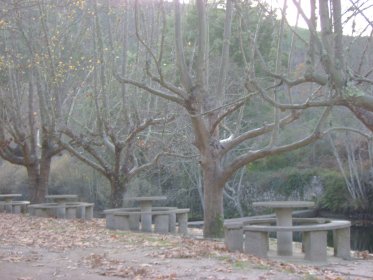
[
  {"xmin": 222, "ymin": 107, "xmax": 331, "ymax": 182},
  {"xmin": 174, "ymin": 0, "xmax": 193, "ymax": 91},
  {"xmin": 114, "ymin": 73, "xmax": 185, "ymax": 106},
  {"xmin": 59, "ymin": 128, "xmax": 111, "ymax": 174},
  {"xmin": 221, "ymin": 111, "xmax": 301, "ymax": 153}
]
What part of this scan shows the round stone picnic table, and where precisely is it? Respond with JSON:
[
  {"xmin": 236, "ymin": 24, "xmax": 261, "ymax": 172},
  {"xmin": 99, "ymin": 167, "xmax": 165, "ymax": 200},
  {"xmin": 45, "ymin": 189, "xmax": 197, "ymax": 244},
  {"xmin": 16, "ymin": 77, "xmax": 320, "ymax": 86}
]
[
  {"xmin": 45, "ymin": 195, "xmax": 78, "ymax": 204},
  {"xmin": 253, "ymin": 201, "xmax": 315, "ymax": 256},
  {"xmin": 0, "ymin": 194, "xmax": 22, "ymax": 202},
  {"xmin": 123, "ymin": 196, "xmax": 167, "ymax": 232}
]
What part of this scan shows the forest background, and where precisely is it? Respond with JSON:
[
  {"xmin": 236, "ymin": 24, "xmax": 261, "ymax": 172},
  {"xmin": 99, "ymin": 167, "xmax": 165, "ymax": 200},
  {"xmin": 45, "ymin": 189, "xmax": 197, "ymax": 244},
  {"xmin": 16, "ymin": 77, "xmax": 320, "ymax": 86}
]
[{"xmin": 1, "ymin": 0, "xmax": 373, "ymax": 238}]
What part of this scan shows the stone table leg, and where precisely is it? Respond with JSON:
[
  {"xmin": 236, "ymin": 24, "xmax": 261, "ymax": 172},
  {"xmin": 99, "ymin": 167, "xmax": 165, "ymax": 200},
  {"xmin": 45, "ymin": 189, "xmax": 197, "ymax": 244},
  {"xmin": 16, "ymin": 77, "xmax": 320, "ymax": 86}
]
[
  {"xmin": 140, "ymin": 201, "xmax": 152, "ymax": 232},
  {"xmin": 276, "ymin": 208, "xmax": 293, "ymax": 256}
]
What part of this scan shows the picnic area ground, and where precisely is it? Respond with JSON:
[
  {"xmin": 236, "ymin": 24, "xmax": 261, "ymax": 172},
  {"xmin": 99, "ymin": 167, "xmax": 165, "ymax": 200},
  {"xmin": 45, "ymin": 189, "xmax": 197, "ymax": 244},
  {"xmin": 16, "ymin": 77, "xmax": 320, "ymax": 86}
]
[{"xmin": 0, "ymin": 213, "xmax": 372, "ymax": 280}]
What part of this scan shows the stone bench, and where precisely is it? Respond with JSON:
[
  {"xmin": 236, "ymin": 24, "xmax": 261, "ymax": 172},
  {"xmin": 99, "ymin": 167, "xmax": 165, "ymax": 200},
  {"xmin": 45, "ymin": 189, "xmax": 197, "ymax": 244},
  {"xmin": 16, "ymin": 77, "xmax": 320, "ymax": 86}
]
[
  {"xmin": 173, "ymin": 208, "xmax": 190, "ymax": 235},
  {"xmin": 0, "ymin": 201, "xmax": 30, "ymax": 214},
  {"xmin": 104, "ymin": 207, "xmax": 141, "ymax": 230},
  {"xmin": 242, "ymin": 218, "xmax": 351, "ymax": 262},
  {"xmin": 224, "ymin": 217, "xmax": 282, "ymax": 252},
  {"xmin": 224, "ymin": 222, "xmax": 244, "ymax": 252},
  {"xmin": 28, "ymin": 202, "xmax": 94, "ymax": 219},
  {"xmin": 104, "ymin": 207, "xmax": 172, "ymax": 230},
  {"xmin": 105, "ymin": 207, "xmax": 189, "ymax": 234},
  {"xmin": 114, "ymin": 210, "xmax": 171, "ymax": 233},
  {"xmin": 68, "ymin": 202, "xmax": 94, "ymax": 220},
  {"xmin": 225, "ymin": 217, "xmax": 331, "ymax": 252}
]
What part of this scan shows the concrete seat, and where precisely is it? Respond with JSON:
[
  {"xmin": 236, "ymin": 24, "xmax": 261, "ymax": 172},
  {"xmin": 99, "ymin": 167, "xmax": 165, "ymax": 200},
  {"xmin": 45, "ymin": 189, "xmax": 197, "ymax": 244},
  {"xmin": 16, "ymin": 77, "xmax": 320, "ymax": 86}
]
[
  {"xmin": 150, "ymin": 211, "xmax": 170, "ymax": 233},
  {"xmin": 112, "ymin": 212, "xmax": 132, "ymax": 230},
  {"xmin": 112, "ymin": 210, "xmax": 168, "ymax": 232},
  {"xmin": 243, "ymin": 219, "xmax": 351, "ymax": 262},
  {"xmin": 224, "ymin": 217, "xmax": 280, "ymax": 252},
  {"xmin": 104, "ymin": 208, "xmax": 141, "ymax": 230},
  {"xmin": 28, "ymin": 203, "xmax": 59, "ymax": 217},
  {"xmin": 105, "ymin": 207, "xmax": 190, "ymax": 235},
  {"xmin": 65, "ymin": 205, "xmax": 77, "ymax": 219},
  {"xmin": 29, "ymin": 202, "xmax": 94, "ymax": 220},
  {"xmin": 66, "ymin": 202, "xmax": 94, "ymax": 219},
  {"xmin": 0, "ymin": 201, "xmax": 30, "ymax": 214},
  {"xmin": 173, "ymin": 209, "xmax": 190, "ymax": 235},
  {"xmin": 224, "ymin": 222, "xmax": 244, "ymax": 252}
]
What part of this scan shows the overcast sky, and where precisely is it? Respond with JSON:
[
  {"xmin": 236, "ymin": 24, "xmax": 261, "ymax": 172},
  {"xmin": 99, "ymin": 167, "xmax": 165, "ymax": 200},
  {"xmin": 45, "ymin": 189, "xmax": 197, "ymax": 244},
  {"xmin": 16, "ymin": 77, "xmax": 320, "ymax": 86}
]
[{"xmin": 264, "ymin": 0, "xmax": 373, "ymax": 36}]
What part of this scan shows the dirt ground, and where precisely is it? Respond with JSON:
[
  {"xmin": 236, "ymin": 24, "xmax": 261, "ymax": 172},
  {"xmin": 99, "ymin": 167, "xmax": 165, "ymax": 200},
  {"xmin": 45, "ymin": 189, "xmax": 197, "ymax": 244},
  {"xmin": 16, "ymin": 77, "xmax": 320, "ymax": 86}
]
[{"xmin": 0, "ymin": 213, "xmax": 372, "ymax": 280}]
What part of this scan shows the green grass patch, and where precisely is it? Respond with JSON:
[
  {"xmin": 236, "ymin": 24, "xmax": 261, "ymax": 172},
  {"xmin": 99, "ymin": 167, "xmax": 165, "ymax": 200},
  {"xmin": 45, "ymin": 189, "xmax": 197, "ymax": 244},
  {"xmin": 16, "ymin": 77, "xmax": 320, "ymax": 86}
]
[
  {"xmin": 214, "ymin": 255, "xmax": 250, "ymax": 270},
  {"xmin": 252, "ymin": 263, "xmax": 271, "ymax": 270},
  {"xmin": 232, "ymin": 260, "xmax": 249, "ymax": 270},
  {"xmin": 302, "ymin": 274, "xmax": 319, "ymax": 280}
]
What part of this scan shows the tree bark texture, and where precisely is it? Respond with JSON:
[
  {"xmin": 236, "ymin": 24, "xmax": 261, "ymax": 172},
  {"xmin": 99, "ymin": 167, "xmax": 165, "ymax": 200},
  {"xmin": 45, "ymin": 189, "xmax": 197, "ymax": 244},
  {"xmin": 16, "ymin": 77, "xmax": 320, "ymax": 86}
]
[
  {"xmin": 110, "ymin": 178, "xmax": 126, "ymax": 208},
  {"xmin": 26, "ymin": 158, "xmax": 51, "ymax": 203},
  {"xmin": 202, "ymin": 160, "xmax": 225, "ymax": 237}
]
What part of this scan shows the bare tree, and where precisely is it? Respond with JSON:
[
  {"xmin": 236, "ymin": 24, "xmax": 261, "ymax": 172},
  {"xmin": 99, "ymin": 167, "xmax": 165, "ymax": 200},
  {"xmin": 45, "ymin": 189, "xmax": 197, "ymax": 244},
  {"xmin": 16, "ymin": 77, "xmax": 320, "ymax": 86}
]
[
  {"xmin": 116, "ymin": 0, "xmax": 331, "ymax": 237},
  {"xmin": 0, "ymin": 0, "xmax": 86, "ymax": 202},
  {"xmin": 58, "ymin": 0, "xmax": 177, "ymax": 207},
  {"xmin": 261, "ymin": 0, "xmax": 373, "ymax": 129},
  {"xmin": 256, "ymin": 0, "xmax": 373, "ymax": 206}
]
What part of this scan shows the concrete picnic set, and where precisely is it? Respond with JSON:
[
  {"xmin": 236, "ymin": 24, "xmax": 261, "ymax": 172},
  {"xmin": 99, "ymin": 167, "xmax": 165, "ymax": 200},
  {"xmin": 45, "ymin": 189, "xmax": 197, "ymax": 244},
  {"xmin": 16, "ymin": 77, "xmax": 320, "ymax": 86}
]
[
  {"xmin": 1, "ymin": 193, "xmax": 354, "ymax": 263},
  {"xmin": 224, "ymin": 200, "xmax": 351, "ymax": 262},
  {"xmin": 0, "ymin": 193, "xmax": 93, "ymax": 219},
  {"xmin": 0, "ymin": 193, "xmax": 30, "ymax": 213},
  {"xmin": 28, "ymin": 194, "xmax": 94, "ymax": 220},
  {"xmin": 0, "ymin": 192, "xmax": 190, "ymax": 235},
  {"xmin": 103, "ymin": 196, "xmax": 190, "ymax": 235}
]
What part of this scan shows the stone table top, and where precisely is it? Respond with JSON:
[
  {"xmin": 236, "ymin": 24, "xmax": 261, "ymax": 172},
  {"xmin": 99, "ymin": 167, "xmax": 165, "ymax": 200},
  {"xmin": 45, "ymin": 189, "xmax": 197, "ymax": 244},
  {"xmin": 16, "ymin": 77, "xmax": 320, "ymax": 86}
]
[
  {"xmin": 253, "ymin": 201, "xmax": 315, "ymax": 208},
  {"xmin": 0, "ymin": 194, "xmax": 22, "ymax": 201},
  {"xmin": 123, "ymin": 196, "xmax": 167, "ymax": 202}
]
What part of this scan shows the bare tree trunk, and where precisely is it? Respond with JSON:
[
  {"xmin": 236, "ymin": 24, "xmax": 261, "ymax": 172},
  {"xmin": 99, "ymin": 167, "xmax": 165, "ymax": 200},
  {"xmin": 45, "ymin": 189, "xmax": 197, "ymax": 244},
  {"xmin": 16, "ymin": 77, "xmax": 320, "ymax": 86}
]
[
  {"xmin": 27, "ymin": 158, "xmax": 51, "ymax": 203},
  {"xmin": 110, "ymin": 178, "xmax": 126, "ymax": 208},
  {"xmin": 202, "ymin": 159, "xmax": 225, "ymax": 238}
]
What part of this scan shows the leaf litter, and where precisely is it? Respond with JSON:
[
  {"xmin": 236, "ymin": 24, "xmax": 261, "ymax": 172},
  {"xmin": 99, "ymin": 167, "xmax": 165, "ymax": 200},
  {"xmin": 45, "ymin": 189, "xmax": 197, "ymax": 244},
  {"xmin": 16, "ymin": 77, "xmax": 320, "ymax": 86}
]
[{"xmin": 0, "ymin": 213, "xmax": 369, "ymax": 279}]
